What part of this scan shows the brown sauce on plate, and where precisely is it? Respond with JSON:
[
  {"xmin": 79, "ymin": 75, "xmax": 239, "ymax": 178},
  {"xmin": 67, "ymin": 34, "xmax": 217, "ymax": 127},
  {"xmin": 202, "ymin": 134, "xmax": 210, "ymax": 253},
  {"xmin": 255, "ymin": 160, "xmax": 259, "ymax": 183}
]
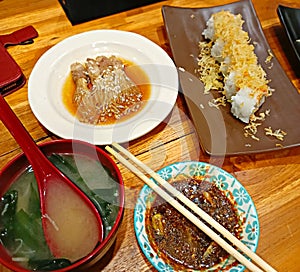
[
  {"xmin": 145, "ymin": 177, "xmax": 243, "ymax": 270},
  {"xmin": 62, "ymin": 59, "xmax": 151, "ymax": 125}
]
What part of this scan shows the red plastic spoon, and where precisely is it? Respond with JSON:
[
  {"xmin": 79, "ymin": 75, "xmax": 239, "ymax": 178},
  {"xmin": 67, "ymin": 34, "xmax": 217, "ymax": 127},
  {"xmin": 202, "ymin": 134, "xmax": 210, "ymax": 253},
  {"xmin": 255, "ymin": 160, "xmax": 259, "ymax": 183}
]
[{"xmin": 0, "ymin": 95, "xmax": 103, "ymax": 262}]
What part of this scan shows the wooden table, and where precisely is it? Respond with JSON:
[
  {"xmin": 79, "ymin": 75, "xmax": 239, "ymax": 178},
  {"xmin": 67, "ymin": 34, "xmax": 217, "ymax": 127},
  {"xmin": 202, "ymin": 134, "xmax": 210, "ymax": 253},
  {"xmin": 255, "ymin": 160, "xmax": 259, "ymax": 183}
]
[{"xmin": 0, "ymin": 0, "xmax": 299, "ymax": 271}]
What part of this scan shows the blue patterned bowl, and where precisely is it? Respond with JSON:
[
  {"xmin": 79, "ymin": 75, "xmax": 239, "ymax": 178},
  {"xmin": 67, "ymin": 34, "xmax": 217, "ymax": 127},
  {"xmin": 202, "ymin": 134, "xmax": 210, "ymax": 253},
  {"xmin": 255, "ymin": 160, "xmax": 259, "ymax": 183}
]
[{"xmin": 134, "ymin": 161, "xmax": 259, "ymax": 272}]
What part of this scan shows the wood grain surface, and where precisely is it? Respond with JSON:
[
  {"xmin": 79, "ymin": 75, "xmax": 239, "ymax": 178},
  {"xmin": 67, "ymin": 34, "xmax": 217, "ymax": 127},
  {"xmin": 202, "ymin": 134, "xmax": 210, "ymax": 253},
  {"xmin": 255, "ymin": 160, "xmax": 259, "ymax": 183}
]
[{"xmin": 0, "ymin": 0, "xmax": 299, "ymax": 271}]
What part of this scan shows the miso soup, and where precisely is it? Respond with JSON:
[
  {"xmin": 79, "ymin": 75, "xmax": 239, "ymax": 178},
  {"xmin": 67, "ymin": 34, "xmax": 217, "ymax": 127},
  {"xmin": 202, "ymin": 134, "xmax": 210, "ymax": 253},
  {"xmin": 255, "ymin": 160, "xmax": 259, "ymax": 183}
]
[{"xmin": 0, "ymin": 153, "xmax": 121, "ymax": 271}]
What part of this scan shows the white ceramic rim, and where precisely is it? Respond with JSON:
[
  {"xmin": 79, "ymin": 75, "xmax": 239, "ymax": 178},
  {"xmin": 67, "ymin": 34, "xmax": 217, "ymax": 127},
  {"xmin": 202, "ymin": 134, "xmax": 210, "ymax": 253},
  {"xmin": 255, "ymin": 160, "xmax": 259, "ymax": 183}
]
[{"xmin": 28, "ymin": 30, "xmax": 179, "ymax": 145}]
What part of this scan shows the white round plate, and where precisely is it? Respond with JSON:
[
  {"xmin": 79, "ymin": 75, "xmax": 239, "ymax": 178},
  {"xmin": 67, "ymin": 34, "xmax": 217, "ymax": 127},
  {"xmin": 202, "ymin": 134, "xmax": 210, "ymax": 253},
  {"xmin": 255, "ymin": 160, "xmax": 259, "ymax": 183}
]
[
  {"xmin": 134, "ymin": 161, "xmax": 260, "ymax": 271},
  {"xmin": 28, "ymin": 30, "xmax": 178, "ymax": 145}
]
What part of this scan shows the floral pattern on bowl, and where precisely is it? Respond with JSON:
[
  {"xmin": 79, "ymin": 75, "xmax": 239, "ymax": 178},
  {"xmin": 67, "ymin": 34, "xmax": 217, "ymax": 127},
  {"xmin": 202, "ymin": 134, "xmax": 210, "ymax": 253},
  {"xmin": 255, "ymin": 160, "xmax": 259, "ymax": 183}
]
[{"xmin": 134, "ymin": 161, "xmax": 259, "ymax": 271}]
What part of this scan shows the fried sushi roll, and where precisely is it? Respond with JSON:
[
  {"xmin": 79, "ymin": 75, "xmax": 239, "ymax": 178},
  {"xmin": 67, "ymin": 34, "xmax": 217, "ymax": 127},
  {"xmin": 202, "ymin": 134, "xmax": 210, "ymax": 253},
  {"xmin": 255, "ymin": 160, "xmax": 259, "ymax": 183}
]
[{"xmin": 199, "ymin": 10, "xmax": 273, "ymax": 123}]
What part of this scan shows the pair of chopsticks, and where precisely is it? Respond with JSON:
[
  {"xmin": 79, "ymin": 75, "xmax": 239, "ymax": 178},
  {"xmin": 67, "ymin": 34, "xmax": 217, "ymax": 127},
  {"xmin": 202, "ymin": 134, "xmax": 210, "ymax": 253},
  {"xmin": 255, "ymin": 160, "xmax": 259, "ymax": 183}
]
[{"xmin": 105, "ymin": 143, "xmax": 277, "ymax": 272}]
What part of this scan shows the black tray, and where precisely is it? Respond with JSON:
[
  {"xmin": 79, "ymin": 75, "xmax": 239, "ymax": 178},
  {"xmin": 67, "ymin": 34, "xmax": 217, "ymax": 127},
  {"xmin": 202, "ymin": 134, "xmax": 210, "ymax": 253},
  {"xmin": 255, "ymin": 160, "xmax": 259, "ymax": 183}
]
[
  {"xmin": 59, "ymin": 0, "xmax": 163, "ymax": 25},
  {"xmin": 277, "ymin": 4, "xmax": 300, "ymax": 62}
]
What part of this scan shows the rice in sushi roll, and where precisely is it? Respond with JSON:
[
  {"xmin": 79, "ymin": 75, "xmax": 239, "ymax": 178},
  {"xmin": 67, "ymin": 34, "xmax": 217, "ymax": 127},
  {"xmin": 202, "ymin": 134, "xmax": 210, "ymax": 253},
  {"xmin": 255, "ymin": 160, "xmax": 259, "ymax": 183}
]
[{"xmin": 198, "ymin": 10, "xmax": 273, "ymax": 123}]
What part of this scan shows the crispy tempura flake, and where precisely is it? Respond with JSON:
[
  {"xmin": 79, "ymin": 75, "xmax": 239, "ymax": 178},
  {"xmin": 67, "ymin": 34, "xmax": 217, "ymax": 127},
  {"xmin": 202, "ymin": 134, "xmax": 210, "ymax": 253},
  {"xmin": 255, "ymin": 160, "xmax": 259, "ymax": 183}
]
[
  {"xmin": 208, "ymin": 96, "xmax": 227, "ymax": 109},
  {"xmin": 244, "ymin": 110, "xmax": 270, "ymax": 141},
  {"xmin": 264, "ymin": 127, "xmax": 287, "ymax": 141}
]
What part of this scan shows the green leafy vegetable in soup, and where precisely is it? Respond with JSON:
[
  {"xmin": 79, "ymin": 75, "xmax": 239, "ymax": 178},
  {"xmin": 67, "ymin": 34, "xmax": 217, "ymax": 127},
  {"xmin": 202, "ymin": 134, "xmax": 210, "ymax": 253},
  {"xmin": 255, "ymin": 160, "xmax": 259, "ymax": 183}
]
[{"xmin": 0, "ymin": 154, "xmax": 120, "ymax": 271}]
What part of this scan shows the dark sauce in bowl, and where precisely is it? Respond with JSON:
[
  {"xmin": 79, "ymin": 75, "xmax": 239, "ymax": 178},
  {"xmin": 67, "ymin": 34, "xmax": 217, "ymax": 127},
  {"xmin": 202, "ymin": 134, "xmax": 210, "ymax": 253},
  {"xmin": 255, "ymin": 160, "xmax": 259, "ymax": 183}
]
[{"xmin": 145, "ymin": 177, "xmax": 243, "ymax": 270}]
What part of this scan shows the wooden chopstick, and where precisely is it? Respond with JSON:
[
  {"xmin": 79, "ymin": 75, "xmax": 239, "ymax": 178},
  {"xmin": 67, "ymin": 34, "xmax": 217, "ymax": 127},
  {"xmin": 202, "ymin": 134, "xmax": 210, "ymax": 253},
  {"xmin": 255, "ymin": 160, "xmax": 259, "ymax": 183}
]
[{"xmin": 105, "ymin": 143, "xmax": 277, "ymax": 272}]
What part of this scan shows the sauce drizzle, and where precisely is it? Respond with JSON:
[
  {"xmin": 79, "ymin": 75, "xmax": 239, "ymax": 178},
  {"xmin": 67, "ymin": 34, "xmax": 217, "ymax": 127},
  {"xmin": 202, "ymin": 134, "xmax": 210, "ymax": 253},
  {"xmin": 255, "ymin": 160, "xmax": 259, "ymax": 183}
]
[{"xmin": 62, "ymin": 59, "xmax": 151, "ymax": 125}]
